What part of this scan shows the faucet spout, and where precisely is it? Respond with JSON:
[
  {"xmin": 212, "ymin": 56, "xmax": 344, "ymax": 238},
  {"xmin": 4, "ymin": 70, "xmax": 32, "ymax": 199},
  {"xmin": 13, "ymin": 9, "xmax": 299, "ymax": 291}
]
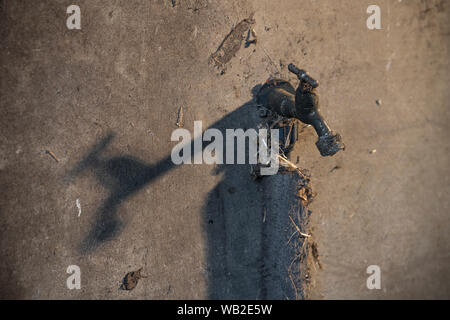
[{"xmin": 288, "ymin": 64, "xmax": 344, "ymax": 156}]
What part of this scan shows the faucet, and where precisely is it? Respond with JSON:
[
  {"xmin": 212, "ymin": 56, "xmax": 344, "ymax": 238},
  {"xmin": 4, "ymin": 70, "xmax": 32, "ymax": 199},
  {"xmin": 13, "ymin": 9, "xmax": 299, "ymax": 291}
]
[{"xmin": 256, "ymin": 63, "xmax": 344, "ymax": 156}]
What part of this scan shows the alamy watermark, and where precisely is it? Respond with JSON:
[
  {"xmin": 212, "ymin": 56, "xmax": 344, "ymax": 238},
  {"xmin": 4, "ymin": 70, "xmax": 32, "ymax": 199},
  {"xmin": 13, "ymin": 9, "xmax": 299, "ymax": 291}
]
[
  {"xmin": 366, "ymin": 265, "xmax": 381, "ymax": 290},
  {"xmin": 66, "ymin": 265, "xmax": 81, "ymax": 290},
  {"xmin": 66, "ymin": 5, "xmax": 81, "ymax": 30},
  {"xmin": 171, "ymin": 121, "xmax": 280, "ymax": 176},
  {"xmin": 366, "ymin": 5, "xmax": 381, "ymax": 30}
]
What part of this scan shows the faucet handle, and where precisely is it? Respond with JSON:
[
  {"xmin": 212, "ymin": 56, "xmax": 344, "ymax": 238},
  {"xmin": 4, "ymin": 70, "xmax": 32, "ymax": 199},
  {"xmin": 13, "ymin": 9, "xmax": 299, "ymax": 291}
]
[{"xmin": 288, "ymin": 63, "xmax": 319, "ymax": 89}]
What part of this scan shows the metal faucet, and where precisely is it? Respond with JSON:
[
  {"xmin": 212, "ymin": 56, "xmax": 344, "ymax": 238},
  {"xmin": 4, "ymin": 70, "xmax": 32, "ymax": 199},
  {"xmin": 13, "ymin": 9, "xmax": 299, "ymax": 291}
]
[{"xmin": 256, "ymin": 63, "xmax": 344, "ymax": 156}]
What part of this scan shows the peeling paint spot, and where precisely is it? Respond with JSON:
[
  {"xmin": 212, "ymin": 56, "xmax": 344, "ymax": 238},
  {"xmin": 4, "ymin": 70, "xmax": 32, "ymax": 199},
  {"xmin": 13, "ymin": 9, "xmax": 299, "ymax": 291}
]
[
  {"xmin": 76, "ymin": 199, "xmax": 81, "ymax": 217},
  {"xmin": 386, "ymin": 52, "xmax": 395, "ymax": 71}
]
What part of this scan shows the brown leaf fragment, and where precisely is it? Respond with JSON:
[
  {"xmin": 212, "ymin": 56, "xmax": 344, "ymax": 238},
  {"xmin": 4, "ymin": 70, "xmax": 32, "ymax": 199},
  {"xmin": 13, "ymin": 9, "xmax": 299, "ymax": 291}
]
[
  {"xmin": 297, "ymin": 187, "xmax": 308, "ymax": 201},
  {"xmin": 310, "ymin": 242, "xmax": 322, "ymax": 269},
  {"xmin": 176, "ymin": 106, "xmax": 184, "ymax": 127},
  {"xmin": 210, "ymin": 16, "xmax": 255, "ymax": 70},
  {"xmin": 297, "ymin": 185, "xmax": 315, "ymax": 206},
  {"xmin": 119, "ymin": 268, "xmax": 147, "ymax": 291}
]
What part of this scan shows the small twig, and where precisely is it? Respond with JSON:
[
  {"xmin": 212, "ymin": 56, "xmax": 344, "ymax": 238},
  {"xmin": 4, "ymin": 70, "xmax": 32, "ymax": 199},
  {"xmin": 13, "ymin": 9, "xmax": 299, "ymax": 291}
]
[
  {"xmin": 288, "ymin": 252, "xmax": 302, "ymax": 273},
  {"xmin": 277, "ymin": 154, "xmax": 298, "ymax": 170},
  {"xmin": 289, "ymin": 215, "xmax": 311, "ymax": 238},
  {"xmin": 330, "ymin": 165, "xmax": 341, "ymax": 172},
  {"xmin": 45, "ymin": 150, "xmax": 60, "ymax": 163},
  {"xmin": 286, "ymin": 230, "xmax": 299, "ymax": 245},
  {"xmin": 284, "ymin": 123, "xmax": 294, "ymax": 147},
  {"xmin": 277, "ymin": 154, "xmax": 308, "ymax": 181},
  {"xmin": 176, "ymin": 106, "xmax": 184, "ymax": 127},
  {"xmin": 288, "ymin": 272, "xmax": 299, "ymax": 300}
]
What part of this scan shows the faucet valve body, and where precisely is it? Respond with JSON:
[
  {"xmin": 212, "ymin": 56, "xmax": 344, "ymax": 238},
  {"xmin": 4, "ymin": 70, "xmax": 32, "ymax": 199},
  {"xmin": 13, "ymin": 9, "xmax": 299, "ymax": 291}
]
[{"xmin": 256, "ymin": 64, "xmax": 344, "ymax": 156}]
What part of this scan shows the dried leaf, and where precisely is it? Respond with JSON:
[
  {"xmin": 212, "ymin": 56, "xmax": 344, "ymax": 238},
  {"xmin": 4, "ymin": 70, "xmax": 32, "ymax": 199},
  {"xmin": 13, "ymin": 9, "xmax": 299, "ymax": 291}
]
[{"xmin": 119, "ymin": 268, "xmax": 146, "ymax": 291}]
